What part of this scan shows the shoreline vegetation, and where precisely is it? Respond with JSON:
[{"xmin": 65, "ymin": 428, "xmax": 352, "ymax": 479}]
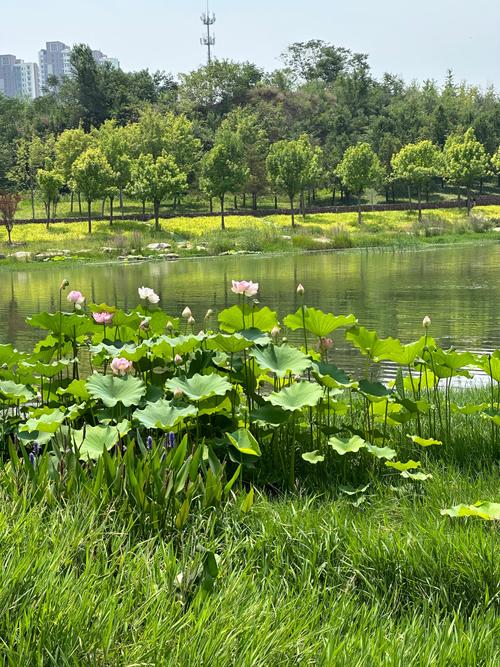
[
  {"xmin": 1, "ymin": 204, "xmax": 499, "ymax": 269},
  {"xmin": 0, "ymin": 280, "xmax": 498, "ymax": 663}
]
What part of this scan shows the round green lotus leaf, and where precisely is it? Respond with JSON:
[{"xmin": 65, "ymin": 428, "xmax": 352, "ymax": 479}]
[
  {"xmin": 440, "ymin": 501, "xmax": 500, "ymax": 521},
  {"xmin": 284, "ymin": 307, "xmax": 357, "ymax": 337},
  {"xmin": 86, "ymin": 374, "xmax": 146, "ymax": 408},
  {"xmin": 133, "ymin": 399, "xmax": 196, "ymax": 430},
  {"xmin": 268, "ymin": 382, "xmax": 323, "ymax": 411},
  {"xmin": 72, "ymin": 425, "xmax": 120, "ymax": 461},
  {"xmin": 250, "ymin": 344, "xmax": 312, "ymax": 378},
  {"xmin": 328, "ymin": 435, "xmax": 366, "ymax": 455},
  {"xmin": 302, "ymin": 450, "xmax": 325, "ymax": 464},
  {"xmin": 166, "ymin": 373, "xmax": 231, "ymax": 401}
]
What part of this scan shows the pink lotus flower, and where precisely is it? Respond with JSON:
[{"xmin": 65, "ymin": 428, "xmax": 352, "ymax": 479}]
[
  {"xmin": 316, "ymin": 337, "xmax": 333, "ymax": 352},
  {"xmin": 93, "ymin": 311, "xmax": 114, "ymax": 325},
  {"xmin": 110, "ymin": 357, "xmax": 133, "ymax": 376},
  {"xmin": 174, "ymin": 354, "xmax": 183, "ymax": 365},
  {"xmin": 231, "ymin": 280, "xmax": 259, "ymax": 297},
  {"xmin": 138, "ymin": 286, "xmax": 160, "ymax": 304},
  {"xmin": 67, "ymin": 290, "xmax": 85, "ymax": 306}
]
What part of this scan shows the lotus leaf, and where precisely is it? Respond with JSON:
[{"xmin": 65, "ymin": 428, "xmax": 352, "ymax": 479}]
[
  {"xmin": 268, "ymin": 382, "xmax": 323, "ymax": 411},
  {"xmin": 166, "ymin": 373, "xmax": 231, "ymax": 401},
  {"xmin": 86, "ymin": 374, "xmax": 146, "ymax": 407}
]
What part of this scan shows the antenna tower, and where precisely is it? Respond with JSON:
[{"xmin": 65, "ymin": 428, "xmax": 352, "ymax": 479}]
[{"xmin": 200, "ymin": 3, "xmax": 216, "ymax": 64}]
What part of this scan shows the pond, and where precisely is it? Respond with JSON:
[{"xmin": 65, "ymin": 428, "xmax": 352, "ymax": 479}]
[{"xmin": 1, "ymin": 244, "xmax": 499, "ymax": 380}]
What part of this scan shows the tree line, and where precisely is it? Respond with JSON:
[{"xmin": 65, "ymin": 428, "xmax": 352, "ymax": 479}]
[{"xmin": 1, "ymin": 42, "xmax": 500, "ymax": 232}]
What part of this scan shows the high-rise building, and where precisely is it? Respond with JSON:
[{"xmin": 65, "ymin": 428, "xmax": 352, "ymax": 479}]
[
  {"xmin": 38, "ymin": 41, "xmax": 72, "ymax": 89},
  {"xmin": 92, "ymin": 50, "xmax": 120, "ymax": 69},
  {"xmin": 0, "ymin": 54, "xmax": 40, "ymax": 99}
]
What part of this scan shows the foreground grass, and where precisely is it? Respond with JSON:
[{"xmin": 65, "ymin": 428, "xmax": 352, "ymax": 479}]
[
  {"xmin": 1, "ymin": 205, "xmax": 500, "ymax": 268},
  {"xmin": 0, "ymin": 462, "xmax": 498, "ymax": 666}
]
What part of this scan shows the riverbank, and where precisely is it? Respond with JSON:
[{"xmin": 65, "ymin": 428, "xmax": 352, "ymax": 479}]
[{"xmin": 1, "ymin": 206, "xmax": 499, "ymax": 269}]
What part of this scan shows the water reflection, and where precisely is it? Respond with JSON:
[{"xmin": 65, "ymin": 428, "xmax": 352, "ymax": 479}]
[{"xmin": 0, "ymin": 244, "xmax": 498, "ymax": 380}]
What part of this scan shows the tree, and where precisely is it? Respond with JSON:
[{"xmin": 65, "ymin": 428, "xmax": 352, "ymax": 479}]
[
  {"xmin": 217, "ymin": 109, "xmax": 269, "ymax": 209},
  {"xmin": 491, "ymin": 146, "xmax": 500, "ymax": 186},
  {"xmin": 266, "ymin": 135, "xmax": 321, "ymax": 227},
  {"xmin": 37, "ymin": 162, "xmax": 64, "ymax": 227},
  {"xmin": 0, "ymin": 192, "xmax": 21, "ymax": 245},
  {"xmin": 94, "ymin": 120, "xmax": 131, "ymax": 224},
  {"xmin": 444, "ymin": 128, "xmax": 490, "ymax": 214},
  {"xmin": 70, "ymin": 148, "xmax": 114, "ymax": 233},
  {"xmin": 128, "ymin": 154, "xmax": 187, "ymax": 230},
  {"xmin": 54, "ymin": 128, "xmax": 93, "ymax": 212},
  {"xmin": 336, "ymin": 143, "xmax": 384, "ymax": 224},
  {"xmin": 200, "ymin": 137, "xmax": 248, "ymax": 230},
  {"xmin": 9, "ymin": 135, "xmax": 54, "ymax": 220},
  {"xmin": 391, "ymin": 140, "xmax": 442, "ymax": 221}
]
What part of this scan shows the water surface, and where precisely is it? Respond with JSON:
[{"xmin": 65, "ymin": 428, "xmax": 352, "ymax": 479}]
[{"xmin": 1, "ymin": 244, "xmax": 498, "ymax": 379}]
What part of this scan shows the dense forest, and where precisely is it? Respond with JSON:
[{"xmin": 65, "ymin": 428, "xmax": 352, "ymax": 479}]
[{"xmin": 1, "ymin": 41, "xmax": 499, "ymax": 223}]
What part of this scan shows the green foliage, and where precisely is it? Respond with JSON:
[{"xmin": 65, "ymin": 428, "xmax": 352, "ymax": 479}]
[{"xmin": 336, "ymin": 142, "xmax": 384, "ymax": 222}]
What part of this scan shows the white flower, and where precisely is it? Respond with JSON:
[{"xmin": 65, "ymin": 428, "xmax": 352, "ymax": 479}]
[
  {"xmin": 422, "ymin": 316, "xmax": 431, "ymax": 329},
  {"xmin": 182, "ymin": 306, "xmax": 192, "ymax": 319},
  {"xmin": 138, "ymin": 286, "xmax": 160, "ymax": 304}
]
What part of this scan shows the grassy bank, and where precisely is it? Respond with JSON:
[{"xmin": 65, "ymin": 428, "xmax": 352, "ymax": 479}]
[
  {"xmin": 1, "ymin": 205, "xmax": 499, "ymax": 268},
  {"xmin": 0, "ymin": 461, "xmax": 498, "ymax": 665}
]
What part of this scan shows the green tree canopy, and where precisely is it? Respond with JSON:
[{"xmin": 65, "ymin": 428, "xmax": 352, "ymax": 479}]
[
  {"xmin": 70, "ymin": 147, "xmax": 114, "ymax": 233},
  {"xmin": 336, "ymin": 142, "xmax": 384, "ymax": 224},
  {"xmin": 444, "ymin": 128, "xmax": 490, "ymax": 213},
  {"xmin": 391, "ymin": 140, "xmax": 442, "ymax": 220}
]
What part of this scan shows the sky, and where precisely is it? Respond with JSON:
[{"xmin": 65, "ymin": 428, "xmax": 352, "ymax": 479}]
[{"xmin": 2, "ymin": 0, "xmax": 499, "ymax": 88}]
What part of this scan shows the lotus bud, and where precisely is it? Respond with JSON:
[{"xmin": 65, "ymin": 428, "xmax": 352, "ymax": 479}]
[
  {"xmin": 166, "ymin": 321, "xmax": 174, "ymax": 331},
  {"xmin": 296, "ymin": 283, "xmax": 305, "ymax": 295},
  {"xmin": 174, "ymin": 354, "xmax": 183, "ymax": 365},
  {"xmin": 187, "ymin": 315, "xmax": 195, "ymax": 325},
  {"xmin": 205, "ymin": 309, "xmax": 214, "ymax": 319},
  {"xmin": 139, "ymin": 318, "xmax": 150, "ymax": 331},
  {"xmin": 173, "ymin": 387, "xmax": 184, "ymax": 399},
  {"xmin": 271, "ymin": 326, "xmax": 281, "ymax": 338},
  {"xmin": 282, "ymin": 337, "xmax": 288, "ymax": 344},
  {"xmin": 182, "ymin": 306, "xmax": 192, "ymax": 319},
  {"xmin": 60, "ymin": 279, "xmax": 69, "ymax": 291},
  {"xmin": 422, "ymin": 316, "xmax": 431, "ymax": 329}
]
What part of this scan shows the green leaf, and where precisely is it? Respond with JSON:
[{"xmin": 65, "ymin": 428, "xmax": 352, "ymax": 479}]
[
  {"xmin": 328, "ymin": 435, "xmax": 366, "ymax": 455},
  {"xmin": 313, "ymin": 362, "xmax": 358, "ymax": 389},
  {"xmin": 28, "ymin": 311, "xmax": 94, "ymax": 338},
  {"xmin": 339, "ymin": 483, "xmax": 370, "ymax": 495},
  {"xmin": 251, "ymin": 405, "xmax": 290, "ymax": 426},
  {"xmin": 385, "ymin": 460, "xmax": 421, "ymax": 471},
  {"xmin": 133, "ymin": 399, "xmax": 196, "ymax": 430},
  {"xmin": 268, "ymin": 382, "xmax": 323, "ymax": 411},
  {"xmin": 218, "ymin": 304, "xmax": 278, "ymax": 333},
  {"xmin": 86, "ymin": 374, "xmax": 146, "ymax": 408},
  {"xmin": 72, "ymin": 425, "xmax": 120, "ymax": 461},
  {"xmin": 241, "ymin": 487, "xmax": 255, "ymax": 513},
  {"xmin": 250, "ymin": 344, "xmax": 311, "ymax": 378},
  {"xmin": 0, "ymin": 380, "xmax": 35, "ymax": 404},
  {"xmin": 20, "ymin": 408, "xmax": 67, "ymax": 434},
  {"xmin": 365, "ymin": 443, "xmax": 396, "ymax": 460},
  {"xmin": 57, "ymin": 379, "xmax": 90, "ymax": 402},
  {"xmin": 407, "ymin": 434, "xmax": 443, "ymax": 447},
  {"xmin": 226, "ymin": 428, "xmax": 261, "ymax": 457},
  {"xmin": 440, "ymin": 501, "xmax": 500, "ymax": 521},
  {"xmin": 400, "ymin": 470, "xmax": 433, "ymax": 481},
  {"xmin": 302, "ymin": 450, "xmax": 325, "ymax": 464},
  {"xmin": 358, "ymin": 379, "xmax": 393, "ymax": 401},
  {"xmin": 166, "ymin": 373, "xmax": 231, "ymax": 401},
  {"xmin": 284, "ymin": 307, "xmax": 356, "ymax": 337},
  {"xmin": 206, "ymin": 333, "xmax": 254, "ymax": 354}
]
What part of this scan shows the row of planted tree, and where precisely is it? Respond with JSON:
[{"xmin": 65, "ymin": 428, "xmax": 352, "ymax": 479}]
[
  {"xmin": 1, "ymin": 279, "xmax": 499, "ymax": 527},
  {"xmin": 3, "ymin": 107, "xmax": 500, "ymax": 233}
]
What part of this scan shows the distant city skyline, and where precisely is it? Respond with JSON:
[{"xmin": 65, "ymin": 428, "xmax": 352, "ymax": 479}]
[{"xmin": 1, "ymin": 0, "xmax": 499, "ymax": 89}]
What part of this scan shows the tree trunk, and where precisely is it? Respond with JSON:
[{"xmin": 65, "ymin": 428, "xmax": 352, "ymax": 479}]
[
  {"xmin": 233, "ymin": 195, "xmax": 238, "ymax": 210},
  {"xmin": 331, "ymin": 187, "xmax": 336, "ymax": 205},
  {"xmin": 274, "ymin": 194, "xmax": 278, "ymax": 209},
  {"xmin": 87, "ymin": 200, "xmax": 92, "ymax": 234},
  {"xmin": 154, "ymin": 200, "xmax": 160, "ymax": 230},
  {"xmin": 31, "ymin": 187, "xmax": 35, "ymax": 220},
  {"xmin": 418, "ymin": 186, "xmax": 422, "ymax": 222},
  {"xmin": 479, "ymin": 178, "xmax": 483, "ymax": 195},
  {"xmin": 46, "ymin": 200, "xmax": 51, "ymax": 229},
  {"xmin": 357, "ymin": 194, "xmax": 362, "ymax": 225},
  {"xmin": 119, "ymin": 188, "xmax": 124, "ymax": 219},
  {"xmin": 290, "ymin": 195, "xmax": 295, "ymax": 228},
  {"xmin": 7, "ymin": 224, "xmax": 12, "ymax": 245},
  {"xmin": 385, "ymin": 186, "xmax": 389, "ymax": 203},
  {"xmin": 101, "ymin": 197, "xmax": 106, "ymax": 218},
  {"xmin": 70, "ymin": 191, "xmax": 74, "ymax": 213},
  {"xmin": 78, "ymin": 193, "xmax": 82, "ymax": 214},
  {"xmin": 466, "ymin": 187, "xmax": 472, "ymax": 216},
  {"xmin": 243, "ymin": 193, "xmax": 246, "ymax": 207},
  {"xmin": 220, "ymin": 195, "xmax": 225, "ymax": 230},
  {"xmin": 299, "ymin": 191, "xmax": 304, "ymax": 218},
  {"xmin": 109, "ymin": 196, "xmax": 114, "ymax": 226},
  {"xmin": 408, "ymin": 185, "xmax": 412, "ymax": 211},
  {"xmin": 209, "ymin": 197, "xmax": 213, "ymax": 213}
]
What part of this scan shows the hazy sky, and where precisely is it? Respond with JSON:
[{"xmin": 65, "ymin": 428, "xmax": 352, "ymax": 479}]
[{"xmin": 2, "ymin": 0, "xmax": 499, "ymax": 88}]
